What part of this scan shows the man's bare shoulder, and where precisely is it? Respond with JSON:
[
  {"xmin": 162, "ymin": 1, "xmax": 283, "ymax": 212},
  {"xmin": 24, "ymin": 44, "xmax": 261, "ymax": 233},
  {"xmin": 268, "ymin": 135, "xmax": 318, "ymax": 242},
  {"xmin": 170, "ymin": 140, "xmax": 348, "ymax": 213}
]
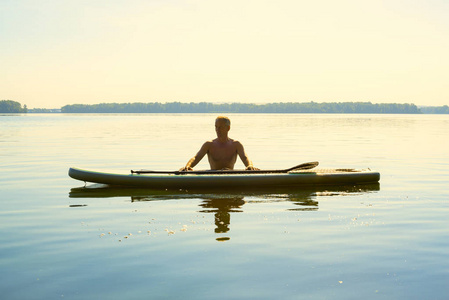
[
  {"xmin": 201, "ymin": 140, "xmax": 214, "ymax": 147},
  {"xmin": 196, "ymin": 141, "xmax": 213, "ymax": 153},
  {"xmin": 231, "ymin": 139, "xmax": 244, "ymax": 147}
]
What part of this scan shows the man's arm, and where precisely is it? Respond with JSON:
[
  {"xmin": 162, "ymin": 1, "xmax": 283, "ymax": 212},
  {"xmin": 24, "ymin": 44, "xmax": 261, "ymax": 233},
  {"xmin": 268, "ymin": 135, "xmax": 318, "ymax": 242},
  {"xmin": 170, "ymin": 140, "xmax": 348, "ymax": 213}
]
[
  {"xmin": 179, "ymin": 142, "xmax": 210, "ymax": 171},
  {"xmin": 236, "ymin": 141, "xmax": 259, "ymax": 170}
]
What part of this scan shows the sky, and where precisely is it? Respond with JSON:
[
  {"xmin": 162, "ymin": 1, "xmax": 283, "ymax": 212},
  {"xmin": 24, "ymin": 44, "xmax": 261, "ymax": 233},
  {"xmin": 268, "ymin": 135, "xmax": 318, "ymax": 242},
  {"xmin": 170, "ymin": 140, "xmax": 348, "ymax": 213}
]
[{"xmin": 1, "ymin": 0, "xmax": 448, "ymax": 108}]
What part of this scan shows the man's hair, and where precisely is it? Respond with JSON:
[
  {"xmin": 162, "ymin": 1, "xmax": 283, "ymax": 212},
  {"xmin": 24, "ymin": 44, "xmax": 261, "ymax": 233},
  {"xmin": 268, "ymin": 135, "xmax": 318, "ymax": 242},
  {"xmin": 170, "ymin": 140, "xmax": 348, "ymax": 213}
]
[{"xmin": 216, "ymin": 116, "xmax": 231, "ymax": 126}]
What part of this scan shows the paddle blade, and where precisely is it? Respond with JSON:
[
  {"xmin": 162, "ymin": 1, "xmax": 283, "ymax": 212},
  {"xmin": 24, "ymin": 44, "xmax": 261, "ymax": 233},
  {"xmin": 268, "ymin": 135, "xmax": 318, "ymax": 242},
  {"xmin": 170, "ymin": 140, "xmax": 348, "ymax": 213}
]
[{"xmin": 288, "ymin": 161, "xmax": 319, "ymax": 171}]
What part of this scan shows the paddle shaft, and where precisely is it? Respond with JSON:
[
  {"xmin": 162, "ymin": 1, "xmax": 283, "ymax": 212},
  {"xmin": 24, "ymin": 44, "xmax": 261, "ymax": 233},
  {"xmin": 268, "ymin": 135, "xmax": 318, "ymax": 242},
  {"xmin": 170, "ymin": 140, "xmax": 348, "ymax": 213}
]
[{"xmin": 131, "ymin": 161, "xmax": 319, "ymax": 175}]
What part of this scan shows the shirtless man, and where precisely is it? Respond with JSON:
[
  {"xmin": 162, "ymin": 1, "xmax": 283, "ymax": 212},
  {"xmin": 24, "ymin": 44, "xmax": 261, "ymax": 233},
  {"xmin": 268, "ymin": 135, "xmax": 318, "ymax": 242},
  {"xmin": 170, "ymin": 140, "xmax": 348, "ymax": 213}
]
[{"xmin": 180, "ymin": 116, "xmax": 259, "ymax": 171}]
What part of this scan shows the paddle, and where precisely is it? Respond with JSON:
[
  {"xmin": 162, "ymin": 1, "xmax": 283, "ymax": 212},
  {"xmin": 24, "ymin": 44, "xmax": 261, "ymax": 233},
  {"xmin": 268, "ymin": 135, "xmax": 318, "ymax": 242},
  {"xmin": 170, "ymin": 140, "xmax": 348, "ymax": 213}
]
[{"xmin": 131, "ymin": 161, "xmax": 319, "ymax": 175}]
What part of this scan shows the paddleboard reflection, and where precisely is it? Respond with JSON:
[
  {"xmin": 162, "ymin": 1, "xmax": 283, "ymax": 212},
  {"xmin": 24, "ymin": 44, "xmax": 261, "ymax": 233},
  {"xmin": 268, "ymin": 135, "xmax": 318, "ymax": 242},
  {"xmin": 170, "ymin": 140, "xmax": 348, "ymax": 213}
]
[
  {"xmin": 69, "ymin": 184, "xmax": 379, "ymax": 240},
  {"xmin": 69, "ymin": 183, "xmax": 379, "ymax": 201}
]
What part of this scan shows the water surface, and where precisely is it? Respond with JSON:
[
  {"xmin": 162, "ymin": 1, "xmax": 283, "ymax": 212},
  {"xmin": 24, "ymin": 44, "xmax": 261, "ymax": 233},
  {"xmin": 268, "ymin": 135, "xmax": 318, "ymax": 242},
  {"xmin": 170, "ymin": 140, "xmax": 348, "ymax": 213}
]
[{"xmin": 1, "ymin": 114, "xmax": 448, "ymax": 299}]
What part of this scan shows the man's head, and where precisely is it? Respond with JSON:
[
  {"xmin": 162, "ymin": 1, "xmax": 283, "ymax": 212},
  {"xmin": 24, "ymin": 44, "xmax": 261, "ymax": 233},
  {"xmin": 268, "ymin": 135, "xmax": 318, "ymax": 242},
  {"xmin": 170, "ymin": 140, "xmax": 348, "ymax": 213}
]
[
  {"xmin": 216, "ymin": 116, "xmax": 230, "ymax": 127},
  {"xmin": 215, "ymin": 116, "xmax": 231, "ymax": 138}
]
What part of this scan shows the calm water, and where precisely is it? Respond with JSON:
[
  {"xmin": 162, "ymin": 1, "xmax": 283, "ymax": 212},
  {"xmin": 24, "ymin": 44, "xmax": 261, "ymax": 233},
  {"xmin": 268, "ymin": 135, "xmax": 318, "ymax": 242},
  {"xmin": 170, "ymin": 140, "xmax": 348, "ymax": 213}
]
[{"xmin": 1, "ymin": 113, "xmax": 448, "ymax": 299}]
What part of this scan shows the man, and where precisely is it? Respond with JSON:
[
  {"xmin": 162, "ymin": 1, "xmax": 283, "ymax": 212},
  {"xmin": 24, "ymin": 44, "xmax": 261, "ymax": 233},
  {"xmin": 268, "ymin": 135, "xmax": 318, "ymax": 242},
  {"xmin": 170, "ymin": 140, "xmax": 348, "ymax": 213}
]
[{"xmin": 180, "ymin": 116, "xmax": 259, "ymax": 171}]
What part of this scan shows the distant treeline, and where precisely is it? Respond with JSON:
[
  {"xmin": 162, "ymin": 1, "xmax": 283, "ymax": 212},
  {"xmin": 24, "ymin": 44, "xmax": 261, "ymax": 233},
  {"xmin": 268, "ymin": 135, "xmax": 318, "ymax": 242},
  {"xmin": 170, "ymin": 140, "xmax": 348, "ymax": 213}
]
[
  {"xmin": 0, "ymin": 100, "xmax": 27, "ymax": 113},
  {"xmin": 419, "ymin": 105, "xmax": 449, "ymax": 114},
  {"xmin": 61, "ymin": 102, "xmax": 424, "ymax": 114},
  {"xmin": 3, "ymin": 100, "xmax": 449, "ymax": 114}
]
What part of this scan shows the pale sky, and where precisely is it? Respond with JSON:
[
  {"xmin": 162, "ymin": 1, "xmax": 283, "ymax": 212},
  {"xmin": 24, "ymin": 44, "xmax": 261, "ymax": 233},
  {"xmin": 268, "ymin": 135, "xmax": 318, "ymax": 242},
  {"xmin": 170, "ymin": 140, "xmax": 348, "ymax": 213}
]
[{"xmin": 1, "ymin": 0, "xmax": 448, "ymax": 108}]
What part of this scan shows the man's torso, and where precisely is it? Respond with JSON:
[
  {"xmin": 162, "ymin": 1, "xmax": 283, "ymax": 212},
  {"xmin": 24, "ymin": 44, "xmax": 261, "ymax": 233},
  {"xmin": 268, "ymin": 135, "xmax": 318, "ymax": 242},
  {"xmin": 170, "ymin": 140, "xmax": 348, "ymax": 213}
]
[{"xmin": 207, "ymin": 138, "xmax": 238, "ymax": 170}]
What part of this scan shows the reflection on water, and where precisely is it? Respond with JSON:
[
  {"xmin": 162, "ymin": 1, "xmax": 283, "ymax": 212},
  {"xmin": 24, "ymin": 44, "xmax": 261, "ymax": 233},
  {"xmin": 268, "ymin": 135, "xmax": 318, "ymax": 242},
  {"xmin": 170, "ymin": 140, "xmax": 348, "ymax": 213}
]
[
  {"xmin": 199, "ymin": 197, "xmax": 245, "ymax": 234},
  {"xmin": 69, "ymin": 184, "xmax": 379, "ymax": 240},
  {"xmin": 69, "ymin": 183, "xmax": 380, "ymax": 201}
]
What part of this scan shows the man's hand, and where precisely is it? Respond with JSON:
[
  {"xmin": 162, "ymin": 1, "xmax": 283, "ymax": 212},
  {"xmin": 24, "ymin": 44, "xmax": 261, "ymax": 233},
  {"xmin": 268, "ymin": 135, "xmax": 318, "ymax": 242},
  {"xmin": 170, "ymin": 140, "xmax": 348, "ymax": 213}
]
[
  {"xmin": 179, "ymin": 166, "xmax": 193, "ymax": 172},
  {"xmin": 245, "ymin": 166, "xmax": 260, "ymax": 171}
]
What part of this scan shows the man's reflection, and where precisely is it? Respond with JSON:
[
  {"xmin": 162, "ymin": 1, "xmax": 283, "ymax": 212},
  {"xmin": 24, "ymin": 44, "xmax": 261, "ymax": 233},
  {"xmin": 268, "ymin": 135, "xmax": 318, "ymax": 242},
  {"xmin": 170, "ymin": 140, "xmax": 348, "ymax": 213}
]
[{"xmin": 198, "ymin": 197, "xmax": 245, "ymax": 233}]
